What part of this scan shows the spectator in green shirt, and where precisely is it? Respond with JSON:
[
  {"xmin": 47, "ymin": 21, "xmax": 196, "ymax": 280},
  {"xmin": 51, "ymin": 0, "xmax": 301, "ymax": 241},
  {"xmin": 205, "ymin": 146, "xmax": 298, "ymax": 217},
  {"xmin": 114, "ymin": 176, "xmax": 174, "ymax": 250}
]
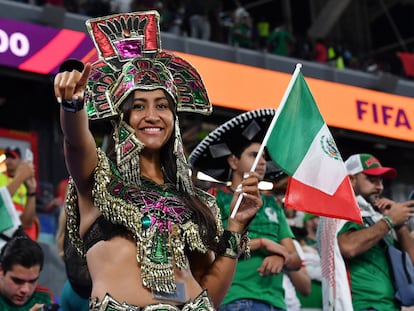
[{"xmin": 338, "ymin": 153, "xmax": 414, "ymax": 311}]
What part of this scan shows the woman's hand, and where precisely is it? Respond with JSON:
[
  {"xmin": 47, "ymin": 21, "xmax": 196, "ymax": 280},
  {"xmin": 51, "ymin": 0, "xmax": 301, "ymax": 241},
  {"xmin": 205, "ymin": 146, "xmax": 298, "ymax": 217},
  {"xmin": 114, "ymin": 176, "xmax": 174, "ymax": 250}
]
[
  {"xmin": 227, "ymin": 172, "xmax": 262, "ymax": 232},
  {"xmin": 54, "ymin": 62, "xmax": 91, "ymax": 103}
]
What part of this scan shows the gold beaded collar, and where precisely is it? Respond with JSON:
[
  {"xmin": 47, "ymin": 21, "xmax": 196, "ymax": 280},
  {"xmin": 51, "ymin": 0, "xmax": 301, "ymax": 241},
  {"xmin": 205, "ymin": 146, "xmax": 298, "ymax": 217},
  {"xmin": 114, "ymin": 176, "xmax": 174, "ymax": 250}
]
[{"xmin": 65, "ymin": 148, "xmax": 223, "ymax": 294}]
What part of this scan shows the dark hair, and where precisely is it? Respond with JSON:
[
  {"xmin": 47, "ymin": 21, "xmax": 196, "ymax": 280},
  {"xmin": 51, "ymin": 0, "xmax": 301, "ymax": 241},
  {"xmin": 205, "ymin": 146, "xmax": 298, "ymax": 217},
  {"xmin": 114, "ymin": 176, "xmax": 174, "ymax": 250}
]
[
  {"xmin": 115, "ymin": 90, "xmax": 218, "ymax": 247},
  {"xmin": 0, "ymin": 237, "xmax": 44, "ymax": 273},
  {"xmin": 291, "ymin": 226, "xmax": 308, "ymax": 241},
  {"xmin": 232, "ymin": 140, "xmax": 270, "ymax": 160}
]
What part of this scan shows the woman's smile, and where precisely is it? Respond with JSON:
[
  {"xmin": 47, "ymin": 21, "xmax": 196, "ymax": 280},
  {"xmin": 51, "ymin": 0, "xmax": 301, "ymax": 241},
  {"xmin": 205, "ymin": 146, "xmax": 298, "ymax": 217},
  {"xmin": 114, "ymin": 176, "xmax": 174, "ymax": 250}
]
[
  {"xmin": 141, "ymin": 127, "xmax": 163, "ymax": 133},
  {"xmin": 129, "ymin": 89, "xmax": 174, "ymax": 151}
]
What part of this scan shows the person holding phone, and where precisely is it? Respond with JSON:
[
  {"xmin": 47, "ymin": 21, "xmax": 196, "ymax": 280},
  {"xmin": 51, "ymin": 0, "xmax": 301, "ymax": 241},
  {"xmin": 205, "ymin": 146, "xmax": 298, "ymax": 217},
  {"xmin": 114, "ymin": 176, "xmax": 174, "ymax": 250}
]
[
  {"xmin": 338, "ymin": 153, "xmax": 414, "ymax": 310},
  {"xmin": 0, "ymin": 147, "xmax": 38, "ymax": 240},
  {"xmin": 189, "ymin": 109, "xmax": 301, "ymax": 311},
  {"xmin": 0, "ymin": 236, "xmax": 57, "ymax": 311}
]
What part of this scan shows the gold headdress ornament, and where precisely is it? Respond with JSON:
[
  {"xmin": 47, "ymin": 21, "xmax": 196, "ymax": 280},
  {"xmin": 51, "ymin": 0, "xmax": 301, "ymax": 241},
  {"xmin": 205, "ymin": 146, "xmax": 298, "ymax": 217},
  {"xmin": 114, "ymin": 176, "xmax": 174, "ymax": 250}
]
[
  {"xmin": 85, "ymin": 11, "xmax": 212, "ymax": 119},
  {"xmin": 84, "ymin": 11, "xmax": 212, "ymax": 189}
]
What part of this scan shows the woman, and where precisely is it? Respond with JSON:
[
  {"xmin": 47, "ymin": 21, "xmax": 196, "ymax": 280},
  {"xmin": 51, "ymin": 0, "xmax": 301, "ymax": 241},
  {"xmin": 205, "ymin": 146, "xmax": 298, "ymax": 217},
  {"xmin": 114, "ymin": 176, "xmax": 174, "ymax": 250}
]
[{"xmin": 54, "ymin": 11, "xmax": 261, "ymax": 310}]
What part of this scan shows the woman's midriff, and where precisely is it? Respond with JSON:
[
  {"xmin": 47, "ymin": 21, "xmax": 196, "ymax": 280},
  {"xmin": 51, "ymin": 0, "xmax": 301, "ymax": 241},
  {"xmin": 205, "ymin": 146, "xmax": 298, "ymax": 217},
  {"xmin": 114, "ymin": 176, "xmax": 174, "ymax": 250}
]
[{"xmin": 86, "ymin": 236, "xmax": 204, "ymax": 306}]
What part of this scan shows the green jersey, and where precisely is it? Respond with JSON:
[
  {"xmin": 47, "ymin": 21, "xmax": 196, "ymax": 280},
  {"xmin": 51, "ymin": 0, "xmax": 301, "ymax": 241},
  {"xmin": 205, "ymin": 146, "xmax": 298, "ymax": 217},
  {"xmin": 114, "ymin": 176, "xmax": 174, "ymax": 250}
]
[
  {"xmin": 338, "ymin": 220, "xmax": 400, "ymax": 311},
  {"xmin": 0, "ymin": 285, "xmax": 54, "ymax": 310},
  {"xmin": 211, "ymin": 187, "xmax": 294, "ymax": 309}
]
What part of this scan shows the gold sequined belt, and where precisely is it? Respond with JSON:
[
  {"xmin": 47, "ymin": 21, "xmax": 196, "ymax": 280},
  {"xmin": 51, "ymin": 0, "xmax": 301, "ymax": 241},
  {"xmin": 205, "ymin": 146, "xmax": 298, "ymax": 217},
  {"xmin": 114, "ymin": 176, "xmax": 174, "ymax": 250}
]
[{"xmin": 89, "ymin": 290, "xmax": 216, "ymax": 311}]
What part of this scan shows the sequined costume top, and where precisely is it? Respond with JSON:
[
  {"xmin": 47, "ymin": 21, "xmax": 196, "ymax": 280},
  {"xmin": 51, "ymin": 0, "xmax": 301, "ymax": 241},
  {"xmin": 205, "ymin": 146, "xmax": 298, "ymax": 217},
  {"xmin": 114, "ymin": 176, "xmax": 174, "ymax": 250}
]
[{"xmin": 65, "ymin": 148, "xmax": 223, "ymax": 294}]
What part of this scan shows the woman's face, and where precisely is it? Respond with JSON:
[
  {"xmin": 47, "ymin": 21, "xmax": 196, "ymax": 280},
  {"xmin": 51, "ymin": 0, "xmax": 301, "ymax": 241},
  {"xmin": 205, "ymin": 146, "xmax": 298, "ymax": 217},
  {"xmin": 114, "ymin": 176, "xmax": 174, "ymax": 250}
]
[{"xmin": 128, "ymin": 89, "xmax": 174, "ymax": 153}]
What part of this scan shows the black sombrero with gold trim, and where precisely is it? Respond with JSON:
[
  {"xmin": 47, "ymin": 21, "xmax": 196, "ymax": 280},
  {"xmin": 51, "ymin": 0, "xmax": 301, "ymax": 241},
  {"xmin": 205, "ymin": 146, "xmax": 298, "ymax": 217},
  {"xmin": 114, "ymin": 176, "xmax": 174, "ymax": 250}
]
[{"xmin": 189, "ymin": 108, "xmax": 283, "ymax": 182}]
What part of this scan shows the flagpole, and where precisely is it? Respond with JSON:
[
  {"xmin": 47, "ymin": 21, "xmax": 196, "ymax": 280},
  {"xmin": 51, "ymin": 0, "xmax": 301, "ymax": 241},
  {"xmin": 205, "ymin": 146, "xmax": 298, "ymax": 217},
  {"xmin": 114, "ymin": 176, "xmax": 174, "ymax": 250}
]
[{"xmin": 230, "ymin": 63, "xmax": 302, "ymax": 219}]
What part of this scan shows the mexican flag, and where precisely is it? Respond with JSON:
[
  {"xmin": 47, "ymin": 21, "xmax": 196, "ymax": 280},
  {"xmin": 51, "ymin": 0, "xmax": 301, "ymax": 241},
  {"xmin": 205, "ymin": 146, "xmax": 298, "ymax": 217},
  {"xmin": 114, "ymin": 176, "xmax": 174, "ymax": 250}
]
[
  {"xmin": 265, "ymin": 65, "xmax": 361, "ymax": 224},
  {"xmin": 0, "ymin": 187, "xmax": 21, "ymax": 249}
]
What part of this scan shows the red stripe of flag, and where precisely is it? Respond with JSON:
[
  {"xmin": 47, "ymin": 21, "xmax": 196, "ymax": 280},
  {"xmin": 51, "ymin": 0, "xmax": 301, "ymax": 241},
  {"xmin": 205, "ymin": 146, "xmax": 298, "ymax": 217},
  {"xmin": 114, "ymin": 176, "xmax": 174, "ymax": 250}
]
[
  {"xmin": 398, "ymin": 52, "xmax": 414, "ymax": 77},
  {"xmin": 285, "ymin": 177, "xmax": 360, "ymax": 223},
  {"xmin": 19, "ymin": 29, "xmax": 86, "ymax": 74}
]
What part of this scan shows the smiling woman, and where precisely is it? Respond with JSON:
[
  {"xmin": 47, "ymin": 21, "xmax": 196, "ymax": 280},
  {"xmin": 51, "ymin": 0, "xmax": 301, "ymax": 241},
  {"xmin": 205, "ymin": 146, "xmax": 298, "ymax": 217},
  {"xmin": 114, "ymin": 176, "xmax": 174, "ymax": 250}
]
[{"xmin": 54, "ymin": 10, "xmax": 261, "ymax": 311}]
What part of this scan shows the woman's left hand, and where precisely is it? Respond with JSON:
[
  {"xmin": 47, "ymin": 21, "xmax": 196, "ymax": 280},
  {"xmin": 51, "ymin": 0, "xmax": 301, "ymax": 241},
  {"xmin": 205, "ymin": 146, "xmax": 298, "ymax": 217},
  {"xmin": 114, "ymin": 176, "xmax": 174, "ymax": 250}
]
[{"xmin": 228, "ymin": 172, "xmax": 262, "ymax": 231}]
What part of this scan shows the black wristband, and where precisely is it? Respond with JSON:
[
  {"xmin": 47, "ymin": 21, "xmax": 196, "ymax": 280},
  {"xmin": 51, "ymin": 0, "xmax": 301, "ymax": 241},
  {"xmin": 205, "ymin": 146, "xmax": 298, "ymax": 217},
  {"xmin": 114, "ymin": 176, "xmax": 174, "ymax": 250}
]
[
  {"xmin": 61, "ymin": 98, "xmax": 84, "ymax": 113},
  {"xmin": 58, "ymin": 59, "xmax": 85, "ymax": 113},
  {"xmin": 27, "ymin": 192, "xmax": 37, "ymax": 197}
]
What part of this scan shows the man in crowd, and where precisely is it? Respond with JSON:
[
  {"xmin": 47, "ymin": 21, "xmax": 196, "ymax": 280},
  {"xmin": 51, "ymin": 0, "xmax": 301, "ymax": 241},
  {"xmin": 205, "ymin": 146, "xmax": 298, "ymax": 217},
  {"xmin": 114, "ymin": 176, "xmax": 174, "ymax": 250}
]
[
  {"xmin": 0, "ymin": 236, "xmax": 56, "ymax": 310},
  {"xmin": 189, "ymin": 108, "xmax": 301, "ymax": 311},
  {"xmin": 0, "ymin": 147, "xmax": 38, "ymax": 240},
  {"xmin": 338, "ymin": 153, "xmax": 414, "ymax": 310}
]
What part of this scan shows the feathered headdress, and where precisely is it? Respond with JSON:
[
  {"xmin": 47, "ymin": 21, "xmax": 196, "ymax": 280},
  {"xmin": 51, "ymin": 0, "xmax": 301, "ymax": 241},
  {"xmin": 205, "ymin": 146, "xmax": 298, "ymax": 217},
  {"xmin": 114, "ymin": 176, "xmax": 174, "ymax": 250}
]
[{"xmin": 84, "ymin": 11, "xmax": 212, "ymax": 189}]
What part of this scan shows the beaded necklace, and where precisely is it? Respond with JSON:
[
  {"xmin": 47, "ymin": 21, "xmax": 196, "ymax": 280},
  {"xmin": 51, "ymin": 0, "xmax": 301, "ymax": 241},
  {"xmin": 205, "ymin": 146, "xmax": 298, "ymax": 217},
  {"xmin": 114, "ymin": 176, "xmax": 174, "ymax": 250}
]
[{"xmin": 66, "ymin": 149, "xmax": 222, "ymax": 294}]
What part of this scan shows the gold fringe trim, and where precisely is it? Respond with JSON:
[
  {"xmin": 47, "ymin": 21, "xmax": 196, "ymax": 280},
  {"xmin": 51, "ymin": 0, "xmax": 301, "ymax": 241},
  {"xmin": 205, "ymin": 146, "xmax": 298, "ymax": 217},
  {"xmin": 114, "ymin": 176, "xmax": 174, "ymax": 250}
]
[{"xmin": 65, "ymin": 148, "xmax": 224, "ymax": 294}]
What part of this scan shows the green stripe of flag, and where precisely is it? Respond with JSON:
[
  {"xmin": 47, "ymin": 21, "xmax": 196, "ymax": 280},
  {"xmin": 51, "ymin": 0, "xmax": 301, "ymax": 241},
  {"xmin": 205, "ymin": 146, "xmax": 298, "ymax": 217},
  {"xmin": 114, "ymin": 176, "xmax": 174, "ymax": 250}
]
[
  {"xmin": 267, "ymin": 73, "xmax": 324, "ymax": 175},
  {"xmin": 0, "ymin": 191, "xmax": 13, "ymax": 232}
]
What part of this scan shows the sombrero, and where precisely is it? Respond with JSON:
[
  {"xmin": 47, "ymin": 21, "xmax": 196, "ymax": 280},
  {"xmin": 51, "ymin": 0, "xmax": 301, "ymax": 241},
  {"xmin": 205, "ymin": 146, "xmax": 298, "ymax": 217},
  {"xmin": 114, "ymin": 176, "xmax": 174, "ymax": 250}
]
[{"xmin": 189, "ymin": 108, "xmax": 284, "ymax": 182}]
